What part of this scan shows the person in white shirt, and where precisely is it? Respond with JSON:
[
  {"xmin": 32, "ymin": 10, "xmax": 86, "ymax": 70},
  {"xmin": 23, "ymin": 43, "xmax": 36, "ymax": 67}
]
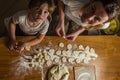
[
  {"xmin": 55, "ymin": 0, "xmax": 120, "ymax": 41},
  {"xmin": 4, "ymin": 0, "xmax": 55, "ymax": 52}
]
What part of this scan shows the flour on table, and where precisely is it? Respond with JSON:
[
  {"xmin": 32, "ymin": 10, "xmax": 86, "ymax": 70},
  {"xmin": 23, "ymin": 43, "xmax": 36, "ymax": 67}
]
[{"xmin": 10, "ymin": 42, "xmax": 98, "ymax": 78}]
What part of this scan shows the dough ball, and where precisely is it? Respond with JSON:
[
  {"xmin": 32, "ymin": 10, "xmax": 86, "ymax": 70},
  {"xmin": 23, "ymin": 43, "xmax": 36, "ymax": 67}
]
[
  {"xmin": 54, "ymin": 57, "xmax": 59, "ymax": 63},
  {"xmin": 68, "ymin": 58, "xmax": 74, "ymax": 63},
  {"xmin": 62, "ymin": 57, "xmax": 67, "ymax": 63},
  {"xmin": 46, "ymin": 60, "xmax": 52, "ymax": 66},
  {"xmin": 49, "ymin": 49, "xmax": 55, "ymax": 54},
  {"xmin": 67, "ymin": 44, "xmax": 72, "ymax": 50},
  {"xmin": 56, "ymin": 50, "xmax": 62, "ymax": 55},
  {"xmin": 48, "ymin": 65, "xmax": 69, "ymax": 80},
  {"xmin": 75, "ymin": 58, "xmax": 81, "ymax": 64},
  {"xmin": 59, "ymin": 42, "xmax": 64, "ymax": 48},
  {"xmin": 78, "ymin": 45, "xmax": 84, "ymax": 50},
  {"xmin": 44, "ymin": 54, "xmax": 50, "ymax": 60},
  {"xmin": 62, "ymin": 50, "xmax": 67, "ymax": 56},
  {"xmin": 25, "ymin": 46, "xmax": 31, "ymax": 51}
]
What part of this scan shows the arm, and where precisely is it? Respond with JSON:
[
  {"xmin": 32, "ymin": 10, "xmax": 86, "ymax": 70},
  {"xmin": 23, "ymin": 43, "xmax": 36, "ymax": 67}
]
[
  {"xmin": 24, "ymin": 34, "xmax": 45, "ymax": 46},
  {"xmin": 17, "ymin": 34, "xmax": 45, "ymax": 52},
  {"xmin": 66, "ymin": 27, "xmax": 85, "ymax": 41},
  {"xmin": 55, "ymin": 0, "xmax": 65, "ymax": 37},
  {"xmin": 8, "ymin": 18, "xmax": 18, "ymax": 50}
]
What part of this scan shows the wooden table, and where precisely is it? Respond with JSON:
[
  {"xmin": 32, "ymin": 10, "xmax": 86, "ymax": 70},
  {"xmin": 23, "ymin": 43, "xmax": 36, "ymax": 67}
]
[{"xmin": 0, "ymin": 36, "xmax": 120, "ymax": 80}]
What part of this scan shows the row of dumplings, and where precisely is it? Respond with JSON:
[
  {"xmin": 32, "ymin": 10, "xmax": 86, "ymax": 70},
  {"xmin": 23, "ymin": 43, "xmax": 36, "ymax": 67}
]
[{"xmin": 22, "ymin": 42, "xmax": 98, "ymax": 67}]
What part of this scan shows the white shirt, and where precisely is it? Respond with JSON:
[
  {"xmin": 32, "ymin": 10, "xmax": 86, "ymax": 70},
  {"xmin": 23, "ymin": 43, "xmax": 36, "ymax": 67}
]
[
  {"xmin": 61, "ymin": 0, "xmax": 90, "ymax": 27},
  {"xmin": 4, "ymin": 10, "xmax": 49, "ymax": 35}
]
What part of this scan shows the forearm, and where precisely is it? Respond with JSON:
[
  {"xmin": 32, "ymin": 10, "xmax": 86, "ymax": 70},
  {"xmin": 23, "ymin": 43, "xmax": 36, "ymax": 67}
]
[
  {"xmin": 75, "ymin": 27, "xmax": 85, "ymax": 35},
  {"xmin": 58, "ymin": 0, "xmax": 65, "ymax": 22},
  {"xmin": 9, "ymin": 19, "xmax": 16, "ymax": 41},
  {"xmin": 24, "ymin": 34, "xmax": 45, "ymax": 47}
]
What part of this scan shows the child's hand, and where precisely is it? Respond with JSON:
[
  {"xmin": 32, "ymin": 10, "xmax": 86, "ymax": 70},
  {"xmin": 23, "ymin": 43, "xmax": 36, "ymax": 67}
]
[
  {"xmin": 16, "ymin": 42, "xmax": 25, "ymax": 53},
  {"xmin": 8, "ymin": 40, "xmax": 18, "ymax": 50}
]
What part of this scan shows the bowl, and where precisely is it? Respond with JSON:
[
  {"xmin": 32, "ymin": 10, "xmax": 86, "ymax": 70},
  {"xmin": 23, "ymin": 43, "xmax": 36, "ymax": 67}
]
[{"xmin": 104, "ymin": 18, "xmax": 120, "ymax": 35}]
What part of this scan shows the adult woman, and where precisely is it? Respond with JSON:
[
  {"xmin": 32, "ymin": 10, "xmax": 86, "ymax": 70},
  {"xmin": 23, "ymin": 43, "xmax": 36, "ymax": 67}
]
[{"xmin": 56, "ymin": 0, "xmax": 120, "ymax": 41}]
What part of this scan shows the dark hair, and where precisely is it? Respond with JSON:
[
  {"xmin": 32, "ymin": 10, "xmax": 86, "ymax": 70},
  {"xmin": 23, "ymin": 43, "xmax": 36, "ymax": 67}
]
[
  {"xmin": 100, "ymin": 0, "xmax": 120, "ymax": 21},
  {"xmin": 28, "ymin": 0, "xmax": 55, "ymax": 14}
]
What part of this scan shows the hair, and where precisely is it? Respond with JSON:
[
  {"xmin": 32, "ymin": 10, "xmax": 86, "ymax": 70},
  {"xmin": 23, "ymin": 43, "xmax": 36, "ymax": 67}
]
[
  {"xmin": 86, "ymin": 0, "xmax": 120, "ymax": 30},
  {"xmin": 29, "ymin": 0, "xmax": 55, "ymax": 14},
  {"xmin": 28, "ymin": 0, "xmax": 56, "ymax": 21},
  {"xmin": 100, "ymin": 0, "xmax": 120, "ymax": 21}
]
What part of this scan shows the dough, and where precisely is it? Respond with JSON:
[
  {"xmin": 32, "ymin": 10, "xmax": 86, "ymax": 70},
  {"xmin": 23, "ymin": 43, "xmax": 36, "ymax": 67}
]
[
  {"xmin": 78, "ymin": 45, "xmax": 84, "ymax": 50},
  {"xmin": 46, "ymin": 60, "xmax": 52, "ymax": 66},
  {"xmin": 66, "ymin": 50, "xmax": 72, "ymax": 57},
  {"xmin": 48, "ymin": 65, "xmax": 69, "ymax": 80},
  {"xmin": 62, "ymin": 57, "xmax": 67, "ymax": 63},
  {"xmin": 25, "ymin": 46, "xmax": 31, "ymax": 51},
  {"xmin": 49, "ymin": 49, "xmax": 55, "ymax": 54},
  {"xmin": 85, "ymin": 46, "xmax": 90, "ymax": 51},
  {"xmin": 56, "ymin": 50, "xmax": 61, "ymax": 55},
  {"xmin": 44, "ymin": 54, "xmax": 50, "ymax": 60},
  {"xmin": 75, "ymin": 58, "xmax": 81, "ymax": 63},
  {"xmin": 54, "ymin": 57, "xmax": 59, "ymax": 63},
  {"xmin": 90, "ymin": 48, "xmax": 95, "ymax": 53},
  {"xmin": 67, "ymin": 44, "xmax": 72, "ymax": 50},
  {"xmin": 59, "ymin": 42, "xmax": 64, "ymax": 48},
  {"xmin": 68, "ymin": 58, "xmax": 74, "ymax": 63},
  {"xmin": 62, "ymin": 50, "xmax": 67, "ymax": 56}
]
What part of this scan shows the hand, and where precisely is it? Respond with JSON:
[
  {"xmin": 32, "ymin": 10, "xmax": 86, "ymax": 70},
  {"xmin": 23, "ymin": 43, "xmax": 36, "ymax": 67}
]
[
  {"xmin": 66, "ymin": 31, "xmax": 80, "ymax": 41},
  {"xmin": 8, "ymin": 40, "xmax": 18, "ymax": 50},
  {"xmin": 55, "ymin": 21, "xmax": 65, "ymax": 37},
  {"xmin": 16, "ymin": 42, "xmax": 25, "ymax": 53}
]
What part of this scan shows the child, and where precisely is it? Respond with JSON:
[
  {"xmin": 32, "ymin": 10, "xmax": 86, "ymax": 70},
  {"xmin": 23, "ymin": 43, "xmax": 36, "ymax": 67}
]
[
  {"xmin": 55, "ymin": 0, "xmax": 120, "ymax": 41},
  {"xmin": 4, "ymin": 0, "xmax": 55, "ymax": 52}
]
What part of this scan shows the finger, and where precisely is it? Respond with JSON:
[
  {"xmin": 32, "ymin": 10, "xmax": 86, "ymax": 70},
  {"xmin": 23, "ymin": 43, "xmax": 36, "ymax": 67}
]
[
  {"xmin": 9, "ymin": 46, "xmax": 14, "ymax": 50},
  {"xmin": 56, "ymin": 29, "xmax": 62, "ymax": 37},
  {"xmin": 62, "ymin": 28, "xmax": 66, "ymax": 37},
  {"xmin": 15, "ymin": 42, "xmax": 18, "ymax": 46},
  {"xmin": 66, "ymin": 36, "xmax": 74, "ymax": 42}
]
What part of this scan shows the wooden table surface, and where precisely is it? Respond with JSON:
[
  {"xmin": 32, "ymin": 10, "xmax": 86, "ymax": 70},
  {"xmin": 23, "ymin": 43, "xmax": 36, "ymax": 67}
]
[{"xmin": 0, "ymin": 36, "xmax": 120, "ymax": 80}]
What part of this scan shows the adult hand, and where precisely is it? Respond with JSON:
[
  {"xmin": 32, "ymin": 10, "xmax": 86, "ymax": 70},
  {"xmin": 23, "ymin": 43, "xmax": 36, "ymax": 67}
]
[
  {"xmin": 55, "ymin": 21, "xmax": 65, "ymax": 37},
  {"xmin": 66, "ymin": 31, "xmax": 80, "ymax": 41},
  {"xmin": 8, "ymin": 40, "xmax": 18, "ymax": 50}
]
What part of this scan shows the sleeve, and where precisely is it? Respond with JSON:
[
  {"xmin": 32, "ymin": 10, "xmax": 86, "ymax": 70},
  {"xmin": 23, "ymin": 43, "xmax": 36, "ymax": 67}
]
[
  {"xmin": 61, "ymin": 0, "xmax": 71, "ymax": 5},
  {"xmin": 61, "ymin": 0, "xmax": 90, "ymax": 7},
  {"xmin": 12, "ymin": 11, "xmax": 25, "ymax": 24},
  {"xmin": 38, "ymin": 20, "xmax": 49, "ymax": 34}
]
